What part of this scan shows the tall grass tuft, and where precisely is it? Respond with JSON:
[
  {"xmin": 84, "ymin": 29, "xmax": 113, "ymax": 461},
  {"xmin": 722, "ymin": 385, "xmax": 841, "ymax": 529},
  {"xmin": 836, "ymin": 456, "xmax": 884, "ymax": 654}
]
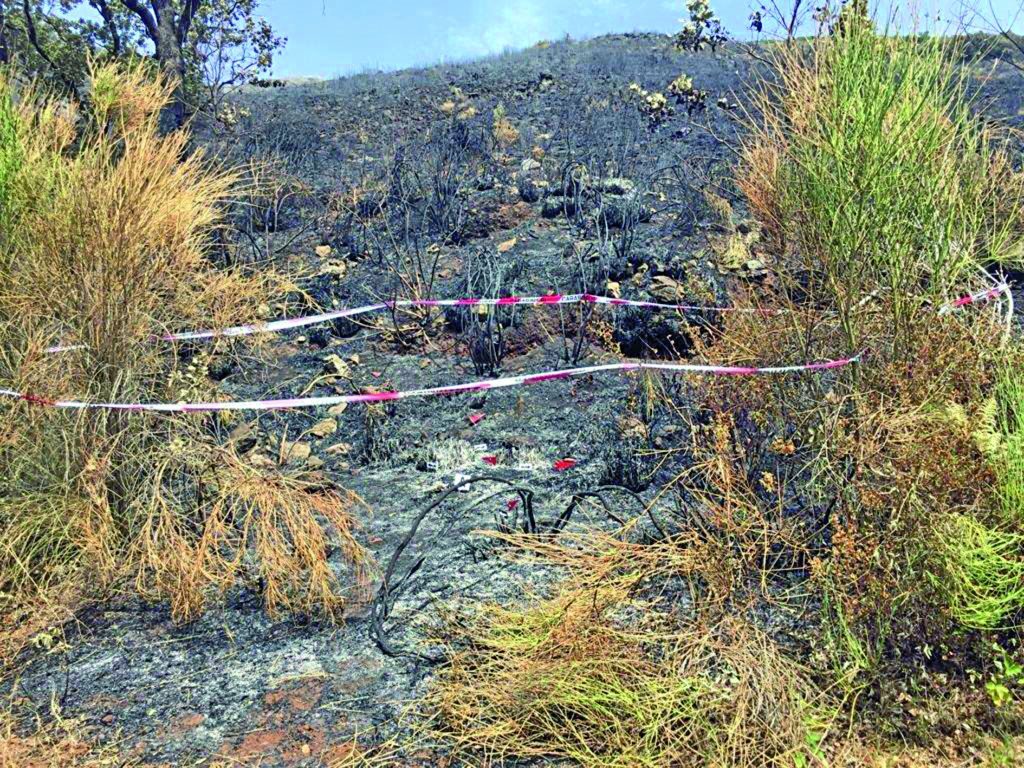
[
  {"xmin": 0, "ymin": 63, "xmax": 372, "ymax": 628},
  {"xmin": 995, "ymin": 366, "xmax": 1024, "ymax": 525},
  {"xmin": 427, "ymin": 534, "xmax": 821, "ymax": 767},
  {"xmin": 938, "ymin": 366, "xmax": 1024, "ymax": 630},
  {"xmin": 741, "ymin": 22, "xmax": 1024, "ymax": 355},
  {"xmin": 940, "ymin": 513, "xmax": 1024, "ymax": 629}
]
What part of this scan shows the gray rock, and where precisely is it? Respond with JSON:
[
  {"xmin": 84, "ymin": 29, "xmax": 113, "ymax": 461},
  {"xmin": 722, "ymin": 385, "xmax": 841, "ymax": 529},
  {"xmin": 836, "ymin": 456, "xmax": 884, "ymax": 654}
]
[
  {"xmin": 518, "ymin": 176, "xmax": 541, "ymax": 203},
  {"xmin": 598, "ymin": 177, "xmax": 636, "ymax": 196},
  {"xmin": 542, "ymin": 198, "xmax": 576, "ymax": 218},
  {"xmin": 595, "ymin": 194, "xmax": 652, "ymax": 228}
]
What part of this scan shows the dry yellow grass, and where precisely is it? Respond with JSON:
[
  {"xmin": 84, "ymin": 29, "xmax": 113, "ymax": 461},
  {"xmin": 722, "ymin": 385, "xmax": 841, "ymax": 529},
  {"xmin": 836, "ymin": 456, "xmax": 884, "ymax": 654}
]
[
  {"xmin": 491, "ymin": 103, "xmax": 519, "ymax": 149},
  {"xmin": 0, "ymin": 62, "xmax": 373, "ymax": 634},
  {"xmin": 424, "ymin": 529, "xmax": 824, "ymax": 767}
]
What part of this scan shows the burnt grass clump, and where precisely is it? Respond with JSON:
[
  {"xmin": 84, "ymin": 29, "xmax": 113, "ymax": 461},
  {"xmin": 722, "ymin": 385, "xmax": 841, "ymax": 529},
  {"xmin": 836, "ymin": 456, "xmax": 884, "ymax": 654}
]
[{"xmin": 6, "ymin": 29, "xmax": 1024, "ymax": 768}]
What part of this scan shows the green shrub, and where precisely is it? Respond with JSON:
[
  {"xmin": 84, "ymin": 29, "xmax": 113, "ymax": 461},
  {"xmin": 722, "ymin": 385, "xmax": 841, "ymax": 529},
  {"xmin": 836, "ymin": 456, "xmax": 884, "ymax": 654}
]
[
  {"xmin": 996, "ymin": 367, "xmax": 1024, "ymax": 525},
  {"xmin": 940, "ymin": 513, "xmax": 1024, "ymax": 629},
  {"xmin": 741, "ymin": 23, "xmax": 1024, "ymax": 355},
  {"xmin": 726, "ymin": 16, "xmax": 1024, "ymax": 715}
]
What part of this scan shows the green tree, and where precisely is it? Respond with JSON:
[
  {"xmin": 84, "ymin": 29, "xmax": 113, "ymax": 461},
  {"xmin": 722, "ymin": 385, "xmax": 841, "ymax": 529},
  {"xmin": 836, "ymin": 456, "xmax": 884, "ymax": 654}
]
[{"xmin": 0, "ymin": 0, "xmax": 284, "ymax": 129}]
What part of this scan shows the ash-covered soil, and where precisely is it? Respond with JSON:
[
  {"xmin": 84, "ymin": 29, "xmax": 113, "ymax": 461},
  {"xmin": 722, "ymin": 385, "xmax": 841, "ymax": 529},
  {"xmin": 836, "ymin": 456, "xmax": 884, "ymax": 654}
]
[{"xmin": 7, "ymin": 33, "xmax": 1024, "ymax": 767}]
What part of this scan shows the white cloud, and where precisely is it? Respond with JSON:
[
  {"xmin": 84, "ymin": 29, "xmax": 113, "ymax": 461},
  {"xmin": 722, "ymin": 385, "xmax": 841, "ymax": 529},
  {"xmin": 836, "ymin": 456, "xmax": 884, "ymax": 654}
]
[
  {"xmin": 443, "ymin": 0, "xmax": 645, "ymax": 61},
  {"xmin": 445, "ymin": 0, "xmax": 551, "ymax": 59}
]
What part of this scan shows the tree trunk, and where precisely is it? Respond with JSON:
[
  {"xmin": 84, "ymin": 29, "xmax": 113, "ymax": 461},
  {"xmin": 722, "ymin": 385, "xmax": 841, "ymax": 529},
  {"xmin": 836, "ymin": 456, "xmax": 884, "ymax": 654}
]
[
  {"xmin": 0, "ymin": 0, "xmax": 8, "ymax": 64},
  {"xmin": 154, "ymin": 6, "xmax": 186, "ymax": 132},
  {"xmin": 120, "ymin": 0, "xmax": 203, "ymax": 133}
]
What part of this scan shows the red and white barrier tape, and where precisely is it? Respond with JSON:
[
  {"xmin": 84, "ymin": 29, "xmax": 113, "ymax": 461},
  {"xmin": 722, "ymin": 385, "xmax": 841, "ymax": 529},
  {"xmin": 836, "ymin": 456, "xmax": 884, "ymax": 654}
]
[
  {"xmin": 9, "ymin": 281, "xmax": 1006, "ymax": 412},
  {"xmin": 937, "ymin": 284, "xmax": 1010, "ymax": 315},
  {"xmin": 0, "ymin": 354, "xmax": 863, "ymax": 413},
  {"xmin": 44, "ymin": 293, "xmax": 782, "ymax": 353},
  {"xmin": 45, "ymin": 283, "xmax": 1010, "ymax": 354}
]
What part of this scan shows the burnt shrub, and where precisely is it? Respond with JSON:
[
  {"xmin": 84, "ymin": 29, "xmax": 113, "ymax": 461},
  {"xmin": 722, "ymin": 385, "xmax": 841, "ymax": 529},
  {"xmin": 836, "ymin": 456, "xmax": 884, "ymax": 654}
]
[
  {"xmin": 446, "ymin": 250, "xmax": 528, "ymax": 375},
  {"xmin": 613, "ymin": 307, "xmax": 695, "ymax": 359}
]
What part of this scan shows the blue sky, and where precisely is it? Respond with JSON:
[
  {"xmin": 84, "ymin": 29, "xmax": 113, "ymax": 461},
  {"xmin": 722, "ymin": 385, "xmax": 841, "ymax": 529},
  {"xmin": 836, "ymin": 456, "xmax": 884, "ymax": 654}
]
[{"xmin": 260, "ymin": 0, "xmax": 1024, "ymax": 78}]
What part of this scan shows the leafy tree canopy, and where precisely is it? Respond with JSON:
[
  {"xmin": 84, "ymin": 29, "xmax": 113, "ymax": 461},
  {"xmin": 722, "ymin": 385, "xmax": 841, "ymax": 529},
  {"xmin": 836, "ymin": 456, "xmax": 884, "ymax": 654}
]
[{"xmin": 0, "ymin": 0, "xmax": 284, "ymax": 121}]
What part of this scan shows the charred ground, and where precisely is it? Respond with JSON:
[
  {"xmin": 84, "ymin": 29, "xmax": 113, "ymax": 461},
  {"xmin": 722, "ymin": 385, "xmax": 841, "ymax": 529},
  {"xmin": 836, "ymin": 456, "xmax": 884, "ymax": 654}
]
[{"xmin": 6, "ymin": 32, "xmax": 1024, "ymax": 767}]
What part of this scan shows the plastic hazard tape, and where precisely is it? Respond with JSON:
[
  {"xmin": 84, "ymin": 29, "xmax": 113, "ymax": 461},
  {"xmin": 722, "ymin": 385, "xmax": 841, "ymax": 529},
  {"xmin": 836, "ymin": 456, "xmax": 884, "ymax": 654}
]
[
  {"xmin": 45, "ymin": 284, "xmax": 1010, "ymax": 354},
  {"xmin": 0, "ymin": 354, "xmax": 863, "ymax": 413},
  {"xmin": 44, "ymin": 293, "xmax": 780, "ymax": 352},
  {"xmin": 937, "ymin": 284, "xmax": 1011, "ymax": 315},
  {"xmin": 12, "ymin": 280, "xmax": 1006, "ymax": 412},
  {"xmin": 157, "ymin": 292, "xmax": 783, "ymax": 343}
]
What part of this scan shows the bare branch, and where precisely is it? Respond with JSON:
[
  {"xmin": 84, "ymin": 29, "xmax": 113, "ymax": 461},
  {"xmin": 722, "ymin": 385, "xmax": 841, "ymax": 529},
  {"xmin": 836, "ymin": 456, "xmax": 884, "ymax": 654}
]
[
  {"xmin": 118, "ymin": 0, "xmax": 159, "ymax": 43},
  {"xmin": 978, "ymin": 0, "xmax": 1024, "ymax": 75},
  {"xmin": 177, "ymin": 0, "xmax": 201, "ymax": 45},
  {"xmin": 89, "ymin": 0, "xmax": 121, "ymax": 56},
  {"xmin": 787, "ymin": 0, "xmax": 803, "ymax": 37},
  {"xmin": 21, "ymin": 0, "xmax": 79, "ymax": 95}
]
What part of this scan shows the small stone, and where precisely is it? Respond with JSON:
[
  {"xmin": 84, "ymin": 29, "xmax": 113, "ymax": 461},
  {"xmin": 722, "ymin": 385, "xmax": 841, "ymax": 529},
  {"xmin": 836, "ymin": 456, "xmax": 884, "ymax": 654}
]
[
  {"xmin": 619, "ymin": 415, "xmax": 648, "ymax": 440},
  {"xmin": 520, "ymin": 158, "xmax": 542, "ymax": 173},
  {"xmin": 326, "ymin": 442, "xmax": 353, "ymax": 456},
  {"xmin": 542, "ymin": 199, "xmax": 566, "ymax": 218},
  {"xmin": 318, "ymin": 262, "xmax": 348, "ymax": 278},
  {"xmin": 228, "ymin": 422, "xmax": 254, "ymax": 443},
  {"xmin": 280, "ymin": 440, "xmax": 312, "ymax": 466},
  {"xmin": 310, "ymin": 418, "xmax": 338, "ymax": 438},
  {"xmin": 649, "ymin": 275, "xmax": 685, "ymax": 303},
  {"xmin": 324, "ymin": 354, "xmax": 350, "ymax": 377},
  {"xmin": 248, "ymin": 453, "xmax": 277, "ymax": 470},
  {"xmin": 315, "ymin": 245, "xmax": 332, "ymax": 257},
  {"xmin": 715, "ymin": 226, "xmax": 762, "ymax": 272},
  {"xmin": 518, "ymin": 177, "xmax": 541, "ymax": 203},
  {"xmin": 598, "ymin": 177, "xmax": 636, "ymax": 196},
  {"xmin": 328, "ymin": 403, "xmax": 348, "ymax": 417},
  {"xmin": 307, "ymin": 456, "xmax": 325, "ymax": 470}
]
